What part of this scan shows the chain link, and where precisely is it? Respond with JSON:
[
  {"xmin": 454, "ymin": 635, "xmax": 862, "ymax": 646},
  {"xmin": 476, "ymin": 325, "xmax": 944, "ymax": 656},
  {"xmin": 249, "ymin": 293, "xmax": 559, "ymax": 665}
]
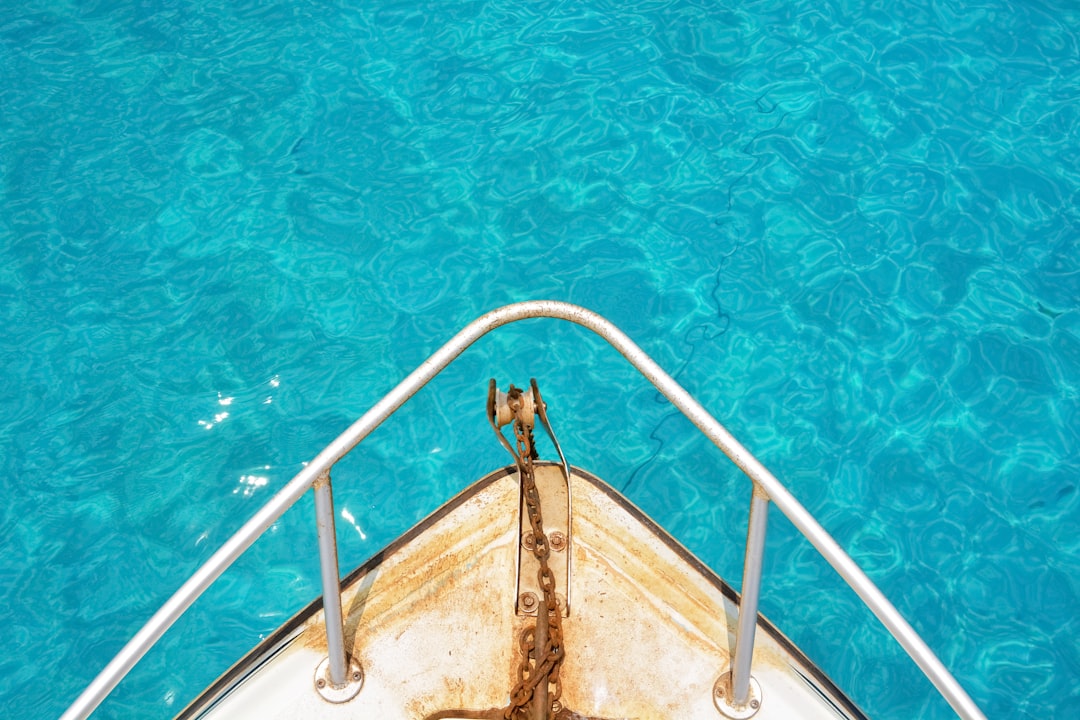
[
  {"xmin": 424, "ymin": 382, "xmax": 616, "ymax": 720},
  {"xmin": 500, "ymin": 386, "xmax": 565, "ymax": 720}
]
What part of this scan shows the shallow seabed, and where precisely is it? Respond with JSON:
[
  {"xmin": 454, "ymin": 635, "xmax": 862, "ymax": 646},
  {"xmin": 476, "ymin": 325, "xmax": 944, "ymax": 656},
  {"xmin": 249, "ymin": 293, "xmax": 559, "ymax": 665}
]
[{"xmin": 2, "ymin": 0, "xmax": 1078, "ymax": 718}]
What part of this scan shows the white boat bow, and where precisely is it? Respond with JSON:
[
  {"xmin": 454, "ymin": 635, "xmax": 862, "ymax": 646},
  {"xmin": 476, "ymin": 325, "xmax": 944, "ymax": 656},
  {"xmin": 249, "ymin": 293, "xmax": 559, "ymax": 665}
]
[{"xmin": 58, "ymin": 301, "xmax": 987, "ymax": 720}]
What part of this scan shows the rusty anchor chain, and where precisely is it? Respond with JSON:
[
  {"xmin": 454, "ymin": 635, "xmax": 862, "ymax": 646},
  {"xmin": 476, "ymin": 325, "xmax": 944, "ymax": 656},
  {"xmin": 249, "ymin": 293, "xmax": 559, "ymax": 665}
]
[
  {"xmin": 489, "ymin": 380, "xmax": 566, "ymax": 720},
  {"xmin": 425, "ymin": 381, "xmax": 613, "ymax": 720}
]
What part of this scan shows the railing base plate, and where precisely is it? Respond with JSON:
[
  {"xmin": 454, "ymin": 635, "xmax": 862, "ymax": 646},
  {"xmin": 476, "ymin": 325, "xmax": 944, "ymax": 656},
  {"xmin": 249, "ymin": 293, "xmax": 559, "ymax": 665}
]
[
  {"xmin": 713, "ymin": 671, "xmax": 761, "ymax": 719},
  {"xmin": 314, "ymin": 657, "xmax": 363, "ymax": 703}
]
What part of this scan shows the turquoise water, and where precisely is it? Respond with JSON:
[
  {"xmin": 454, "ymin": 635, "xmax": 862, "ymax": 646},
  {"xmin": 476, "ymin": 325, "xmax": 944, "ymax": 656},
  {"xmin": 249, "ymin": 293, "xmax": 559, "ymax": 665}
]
[{"xmin": 2, "ymin": 0, "xmax": 1078, "ymax": 717}]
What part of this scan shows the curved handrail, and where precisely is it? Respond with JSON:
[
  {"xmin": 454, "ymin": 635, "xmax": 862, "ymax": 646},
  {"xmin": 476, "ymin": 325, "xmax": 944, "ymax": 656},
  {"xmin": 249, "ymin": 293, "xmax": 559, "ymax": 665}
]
[{"xmin": 60, "ymin": 301, "xmax": 986, "ymax": 720}]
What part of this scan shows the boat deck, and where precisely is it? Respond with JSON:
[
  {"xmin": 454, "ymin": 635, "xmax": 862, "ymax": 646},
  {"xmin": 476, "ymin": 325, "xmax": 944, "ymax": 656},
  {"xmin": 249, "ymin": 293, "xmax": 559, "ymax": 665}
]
[{"xmin": 182, "ymin": 464, "xmax": 865, "ymax": 720}]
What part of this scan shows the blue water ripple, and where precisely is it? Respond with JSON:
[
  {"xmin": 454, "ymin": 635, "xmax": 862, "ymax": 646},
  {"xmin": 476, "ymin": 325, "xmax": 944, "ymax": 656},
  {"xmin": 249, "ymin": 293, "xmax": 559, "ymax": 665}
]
[{"xmin": 3, "ymin": 0, "xmax": 1080, "ymax": 718}]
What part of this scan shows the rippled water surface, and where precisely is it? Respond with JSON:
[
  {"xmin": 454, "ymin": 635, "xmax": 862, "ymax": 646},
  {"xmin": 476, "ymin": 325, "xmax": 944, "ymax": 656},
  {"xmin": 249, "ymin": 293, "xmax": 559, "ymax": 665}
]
[{"xmin": 3, "ymin": 1, "xmax": 1078, "ymax": 718}]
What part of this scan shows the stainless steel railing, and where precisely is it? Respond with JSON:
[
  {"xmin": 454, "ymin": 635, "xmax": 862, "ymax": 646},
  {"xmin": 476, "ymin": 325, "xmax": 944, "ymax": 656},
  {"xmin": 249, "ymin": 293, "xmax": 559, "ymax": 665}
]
[{"xmin": 59, "ymin": 300, "xmax": 987, "ymax": 720}]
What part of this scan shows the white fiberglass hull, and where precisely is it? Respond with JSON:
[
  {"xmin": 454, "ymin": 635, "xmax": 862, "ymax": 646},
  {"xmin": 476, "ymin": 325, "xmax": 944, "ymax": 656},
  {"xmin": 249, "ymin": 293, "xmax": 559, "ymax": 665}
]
[{"xmin": 180, "ymin": 464, "xmax": 865, "ymax": 720}]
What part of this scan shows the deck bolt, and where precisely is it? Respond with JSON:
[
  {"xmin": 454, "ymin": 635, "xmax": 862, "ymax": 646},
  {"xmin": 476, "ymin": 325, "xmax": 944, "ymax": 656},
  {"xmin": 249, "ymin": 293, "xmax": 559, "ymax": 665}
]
[
  {"xmin": 352, "ymin": 670, "xmax": 362, "ymax": 682},
  {"xmin": 519, "ymin": 592, "xmax": 538, "ymax": 612},
  {"xmin": 522, "ymin": 532, "xmax": 536, "ymax": 550},
  {"xmin": 316, "ymin": 678, "xmax": 326, "ymax": 689},
  {"xmin": 750, "ymin": 699, "xmax": 760, "ymax": 710},
  {"xmin": 549, "ymin": 531, "xmax": 566, "ymax": 551}
]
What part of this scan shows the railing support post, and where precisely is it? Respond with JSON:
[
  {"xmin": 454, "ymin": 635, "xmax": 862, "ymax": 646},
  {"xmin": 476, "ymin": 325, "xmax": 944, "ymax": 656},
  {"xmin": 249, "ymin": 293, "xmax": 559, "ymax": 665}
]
[
  {"xmin": 730, "ymin": 484, "xmax": 770, "ymax": 708},
  {"xmin": 314, "ymin": 469, "xmax": 348, "ymax": 688}
]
